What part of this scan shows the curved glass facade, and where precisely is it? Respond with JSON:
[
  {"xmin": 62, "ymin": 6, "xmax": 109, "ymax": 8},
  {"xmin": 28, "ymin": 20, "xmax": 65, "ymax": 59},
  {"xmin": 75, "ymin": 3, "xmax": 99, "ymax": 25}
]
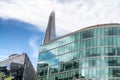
[{"xmin": 37, "ymin": 24, "xmax": 120, "ymax": 80}]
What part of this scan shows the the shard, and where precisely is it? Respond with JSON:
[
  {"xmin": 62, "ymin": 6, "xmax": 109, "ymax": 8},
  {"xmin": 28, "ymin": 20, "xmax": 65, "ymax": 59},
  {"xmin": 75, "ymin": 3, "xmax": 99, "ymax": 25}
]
[{"xmin": 43, "ymin": 11, "xmax": 56, "ymax": 44}]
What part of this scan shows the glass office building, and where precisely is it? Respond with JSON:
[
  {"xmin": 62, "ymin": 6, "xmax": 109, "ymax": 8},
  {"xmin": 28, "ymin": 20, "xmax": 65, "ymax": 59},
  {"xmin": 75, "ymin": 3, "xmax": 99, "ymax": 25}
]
[
  {"xmin": 0, "ymin": 53, "xmax": 36, "ymax": 80},
  {"xmin": 37, "ymin": 23, "xmax": 120, "ymax": 80}
]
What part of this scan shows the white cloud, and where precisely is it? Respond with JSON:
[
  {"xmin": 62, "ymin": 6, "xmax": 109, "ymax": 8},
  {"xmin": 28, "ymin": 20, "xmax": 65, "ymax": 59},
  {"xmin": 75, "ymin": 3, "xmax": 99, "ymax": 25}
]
[
  {"xmin": 28, "ymin": 35, "xmax": 40, "ymax": 58},
  {"xmin": 28, "ymin": 35, "xmax": 40, "ymax": 69},
  {"xmin": 0, "ymin": 55, "xmax": 7, "ymax": 61},
  {"xmin": 0, "ymin": 0, "xmax": 120, "ymax": 36}
]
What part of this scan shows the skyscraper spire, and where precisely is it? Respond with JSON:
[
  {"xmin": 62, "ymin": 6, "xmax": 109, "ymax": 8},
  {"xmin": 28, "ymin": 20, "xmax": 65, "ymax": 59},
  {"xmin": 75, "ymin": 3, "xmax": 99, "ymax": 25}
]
[{"xmin": 43, "ymin": 11, "xmax": 56, "ymax": 44}]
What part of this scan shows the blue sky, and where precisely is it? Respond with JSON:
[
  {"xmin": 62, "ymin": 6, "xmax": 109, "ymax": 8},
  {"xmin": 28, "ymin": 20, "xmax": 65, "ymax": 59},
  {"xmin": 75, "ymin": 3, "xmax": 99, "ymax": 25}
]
[{"xmin": 0, "ymin": 18, "xmax": 44, "ymax": 69}]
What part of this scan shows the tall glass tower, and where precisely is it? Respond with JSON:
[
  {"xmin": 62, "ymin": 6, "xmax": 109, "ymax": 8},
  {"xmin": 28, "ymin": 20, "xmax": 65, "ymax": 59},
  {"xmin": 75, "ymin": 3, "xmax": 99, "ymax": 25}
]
[{"xmin": 37, "ymin": 12, "xmax": 120, "ymax": 80}]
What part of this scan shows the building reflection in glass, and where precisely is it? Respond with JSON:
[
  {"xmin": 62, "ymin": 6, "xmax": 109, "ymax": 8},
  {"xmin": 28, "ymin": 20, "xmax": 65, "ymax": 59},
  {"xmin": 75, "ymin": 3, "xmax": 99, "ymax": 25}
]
[{"xmin": 37, "ymin": 24, "xmax": 120, "ymax": 80}]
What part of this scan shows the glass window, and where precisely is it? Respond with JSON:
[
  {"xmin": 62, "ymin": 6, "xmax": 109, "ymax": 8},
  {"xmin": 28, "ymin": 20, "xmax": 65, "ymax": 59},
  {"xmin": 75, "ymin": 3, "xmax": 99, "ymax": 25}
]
[
  {"xmin": 50, "ymin": 65, "xmax": 58, "ymax": 74},
  {"xmin": 108, "ymin": 37, "xmax": 113, "ymax": 45},
  {"xmin": 108, "ymin": 47, "xmax": 115, "ymax": 56},
  {"xmin": 96, "ymin": 68, "xmax": 101, "ymax": 77},
  {"xmin": 117, "ymin": 68, "xmax": 120, "ymax": 77},
  {"xmin": 104, "ymin": 27, "xmax": 108, "ymax": 36},
  {"xmin": 93, "ymin": 38, "xmax": 97, "ymax": 46},
  {"xmin": 96, "ymin": 58, "xmax": 101, "ymax": 66},
  {"xmin": 112, "ymin": 27, "xmax": 117, "ymax": 35},
  {"xmin": 108, "ymin": 57, "xmax": 117, "ymax": 66},
  {"xmin": 94, "ymin": 29, "xmax": 97, "ymax": 37},
  {"xmin": 81, "ymin": 40, "xmax": 86, "ymax": 49},
  {"xmin": 112, "ymin": 68, "xmax": 119, "ymax": 77},
  {"xmin": 78, "ymin": 41, "xmax": 81, "ymax": 49},
  {"xmin": 88, "ymin": 68, "xmax": 93, "ymax": 78},
  {"xmin": 92, "ymin": 68, "xmax": 96, "ymax": 78},
  {"xmin": 82, "ymin": 59, "xmax": 86, "ymax": 68},
  {"xmin": 117, "ymin": 27, "xmax": 120, "ymax": 35},
  {"xmin": 97, "ymin": 48, "xmax": 101, "ymax": 56},
  {"xmin": 89, "ymin": 38, "xmax": 93, "ymax": 47},
  {"xmin": 100, "ymin": 28, "xmax": 105, "ymax": 36},
  {"xmin": 80, "ymin": 31, "xmax": 83, "ymax": 39},
  {"xmin": 100, "ymin": 37, "xmax": 104, "ymax": 46},
  {"xmin": 104, "ymin": 68, "xmax": 108, "ymax": 77},
  {"xmin": 108, "ymin": 27, "xmax": 113, "ymax": 35},
  {"xmin": 76, "ymin": 51, "xmax": 80, "ymax": 59},
  {"xmin": 92, "ymin": 48, "xmax": 97, "ymax": 56},
  {"xmin": 79, "ymin": 60, "xmax": 82, "ymax": 69},
  {"xmin": 101, "ymin": 68, "xmax": 105, "ymax": 77},
  {"xmin": 97, "ymin": 38, "xmax": 101, "ymax": 46},
  {"xmin": 113, "ymin": 36, "xmax": 117, "ymax": 46},
  {"xmin": 104, "ymin": 37, "xmax": 108, "ymax": 46},
  {"xmin": 82, "ymin": 50, "xmax": 86, "ymax": 58},
  {"xmin": 108, "ymin": 68, "xmax": 113, "ymax": 77},
  {"xmin": 86, "ymin": 39, "xmax": 90, "ymax": 48},
  {"xmin": 116, "ymin": 47, "xmax": 120, "ymax": 55},
  {"xmin": 75, "ymin": 32, "xmax": 80, "ymax": 40},
  {"xmin": 73, "ymin": 60, "xmax": 79, "ymax": 69},
  {"xmin": 82, "ymin": 30, "xmax": 93, "ymax": 39},
  {"xmin": 97, "ymin": 28, "xmax": 101, "ymax": 37},
  {"xmin": 81, "ymin": 69, "xmax": 85, "ymax": 78},
  {"xmin": 117, "ymin": 37, "xmax": 120, "ymax": 46},
  {"xmin": 117, "ymin": 57, "xmax": 120, "ymax": 66},
  {"xmin": 86, "ymin": 49, "xmax": 90, "ymax": 57},
  {"xmin": 79, "ymin": 50, "xmax": 83, "ymax": 59},
  {"xmin": 101, "ymin": 47, "xmax": 104, "ymax": 56},
  {"xmin": 89, "ymin": 58, "xmax": 96, "ymax": 67}
]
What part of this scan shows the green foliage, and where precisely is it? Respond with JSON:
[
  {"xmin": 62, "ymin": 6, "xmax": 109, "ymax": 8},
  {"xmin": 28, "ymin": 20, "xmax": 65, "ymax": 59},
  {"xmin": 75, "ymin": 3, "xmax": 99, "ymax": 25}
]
[
  {"xmin": 0, "ymin": 72, "xmax": 6, "ymax": 79},
  {"xmin": 0, "ymin": 72, "xmax": 14, "ymax": 80},
  {"xmin": 5, "ymin": 76, "xmax": 14, "ymax": 80},
  {"xmin": 0, "ymin": 73, "xmax": 2, "ymax": 79}
]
